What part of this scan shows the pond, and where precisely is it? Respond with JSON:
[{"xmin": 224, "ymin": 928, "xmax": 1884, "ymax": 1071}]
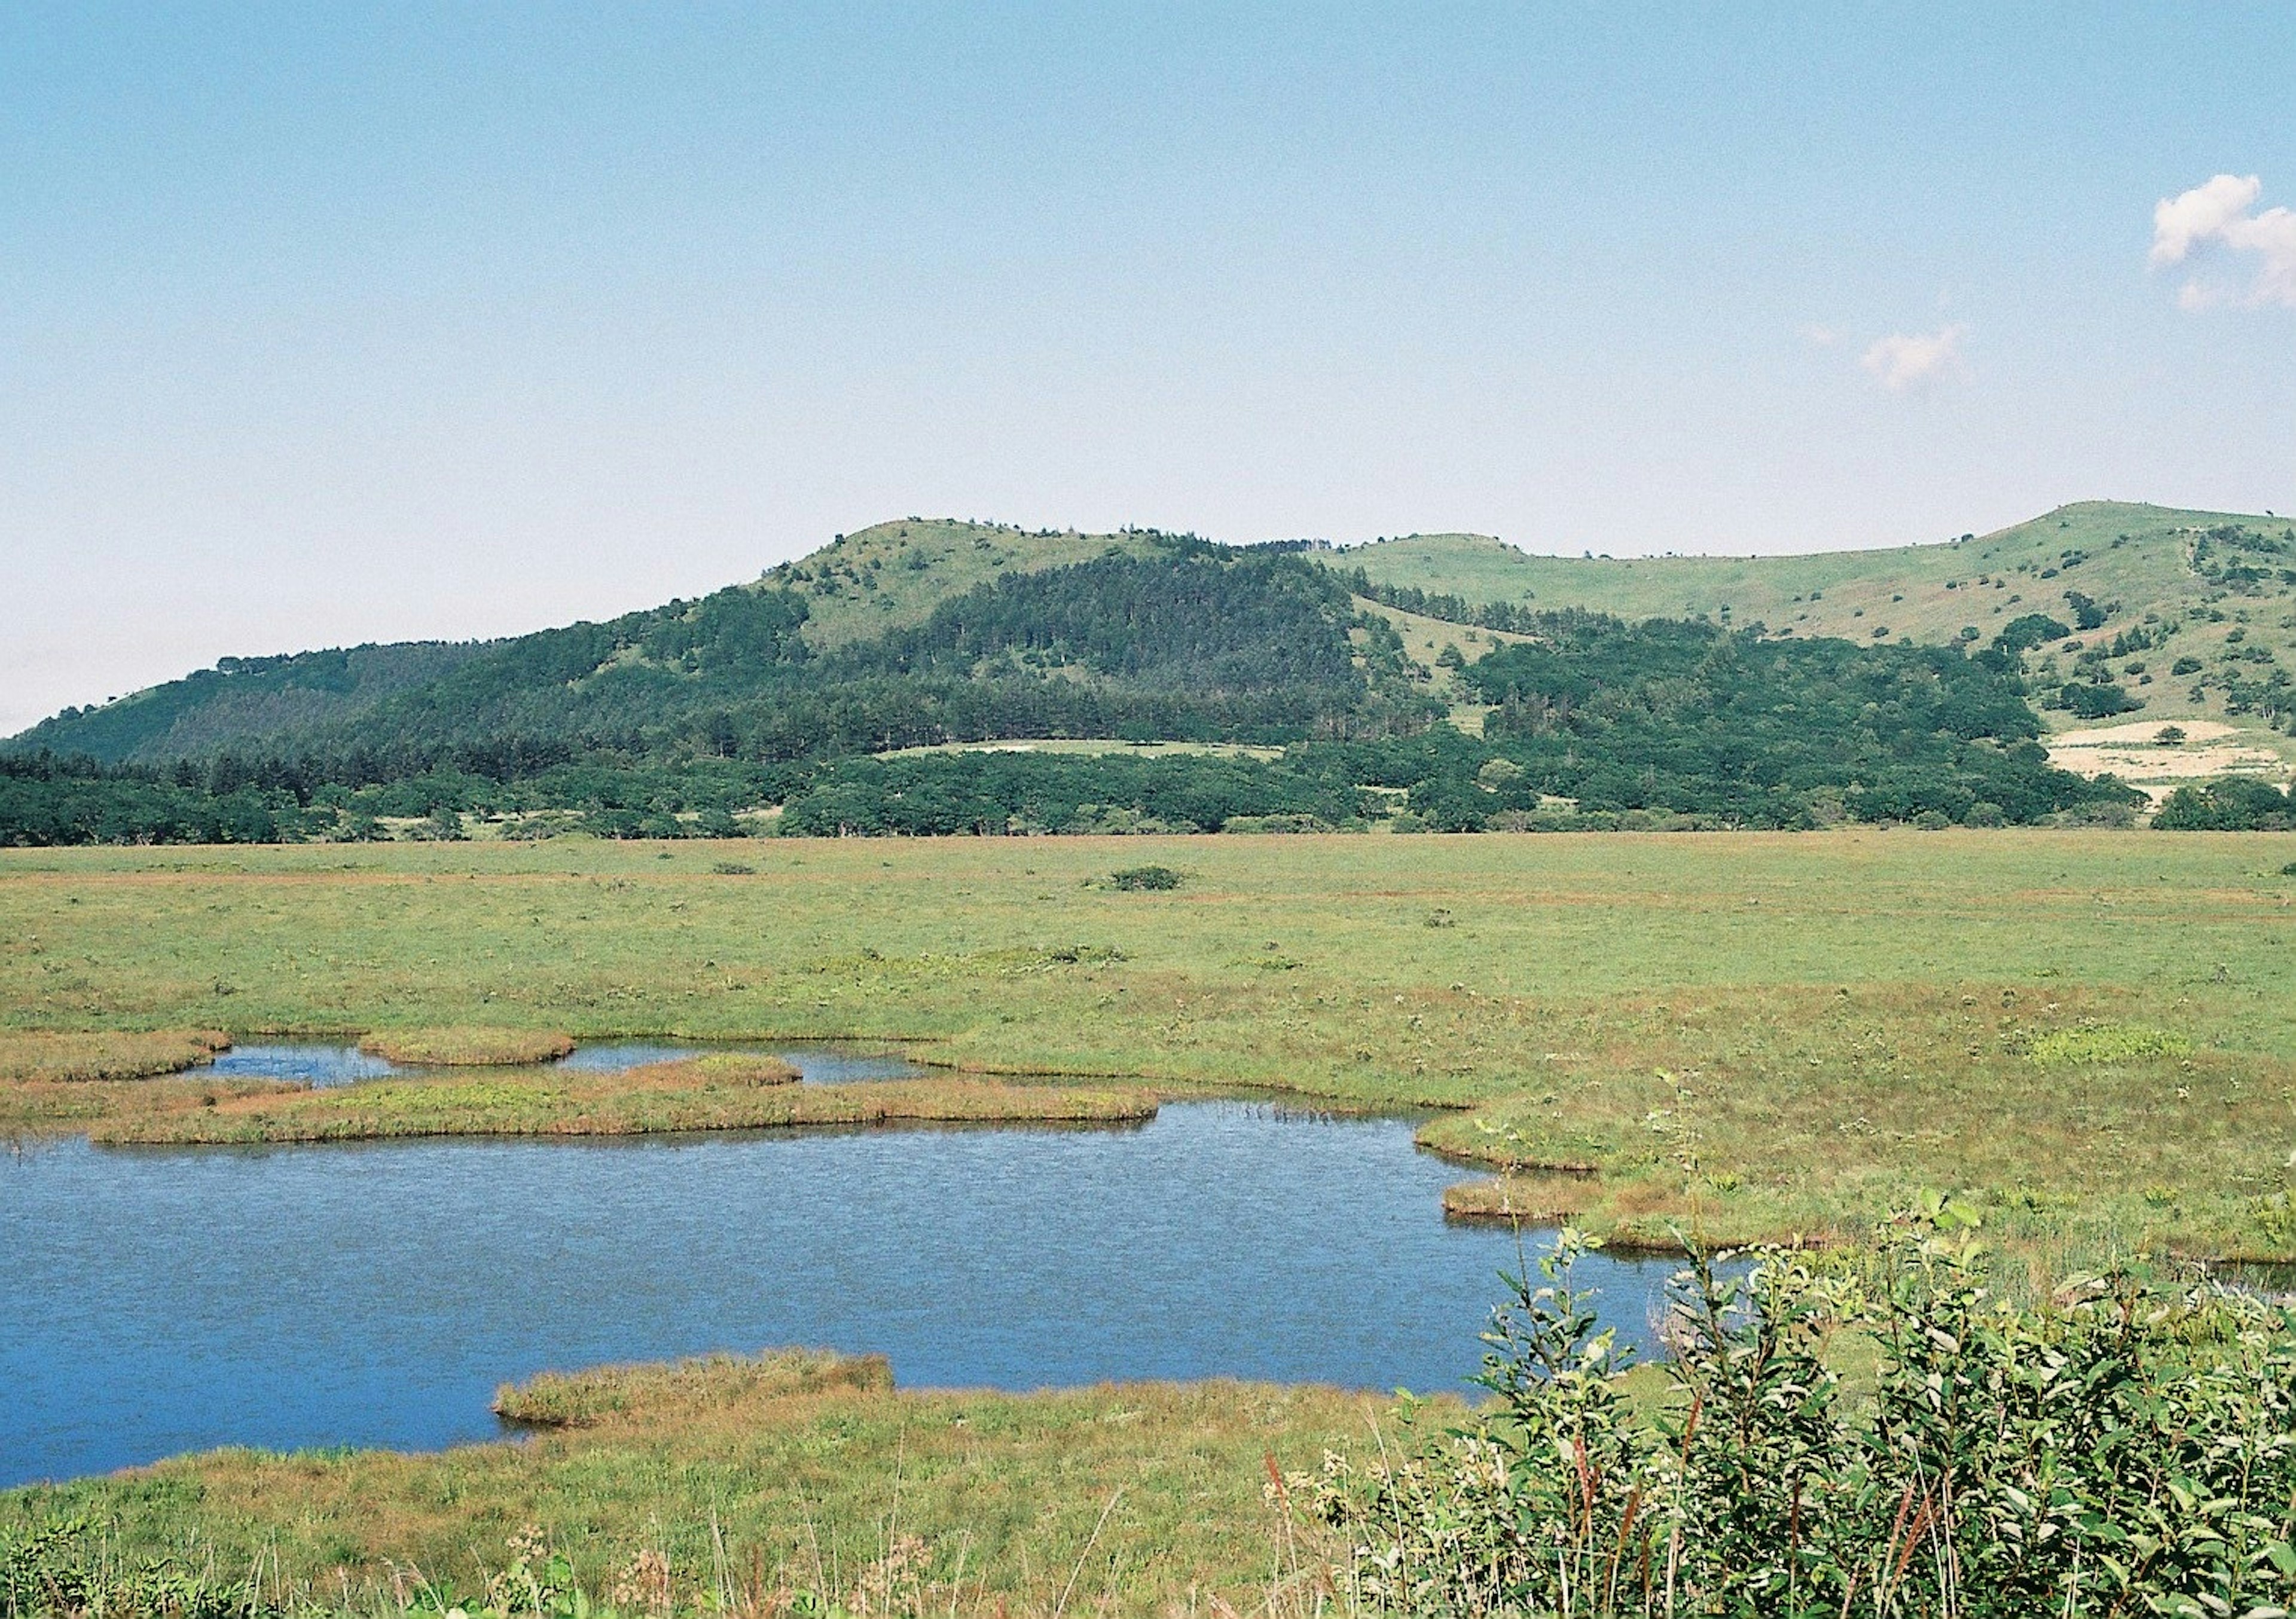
[
  {"xmin": 205, "ymin": 1039, "xmax": 930, "ymax": 1087},
  {"xmin": 0, "ymin": 1101, "xmax": 1681, "ymax": 1490}
]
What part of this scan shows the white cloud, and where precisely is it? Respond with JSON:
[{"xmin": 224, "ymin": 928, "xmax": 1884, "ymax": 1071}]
[
  {"xmin": 1799, "ymin": 323, "xmax": 1842, "ymax": 347},
  {"xmin": 2151, "ymin": 173, "xmax": 2296, "ymax": 308},
  {"xmin": 1860, "ymin": 324, "xmax": 1967, "ymax": 390},
  {"xmin": 2151, "ymin": 174, "xmax": 2261, "ymax": 265}
]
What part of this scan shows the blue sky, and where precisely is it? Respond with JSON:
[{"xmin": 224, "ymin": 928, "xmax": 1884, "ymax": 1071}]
[{"xmin": 3, "ymin": 4, "xmax": 2291, "ymax": 731}]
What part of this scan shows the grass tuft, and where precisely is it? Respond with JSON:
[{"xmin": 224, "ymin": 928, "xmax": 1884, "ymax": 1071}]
[
  {"xmin": 496, "ymin": 1348, "xmax": 892, "ymax": 1427},
  {"xmin": 357, "ymin": 1027, "xmax": 577, "ymax": 1065},
  {"xmin": 620, "ymin": 1052, "xmax": 801, "ymax": 1087},
  {"xmin": 2018, "ymin": 1021, "xmax": 2194, "ymax": 1065}
]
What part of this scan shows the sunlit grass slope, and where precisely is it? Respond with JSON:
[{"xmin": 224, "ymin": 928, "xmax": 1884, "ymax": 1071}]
[
  {"xmin": 1347, "ymin": 501, "xmax": 2296, "ymax": 735},
  {"xmin": 764, "ymin": 518, "xmax": 1161, "ymax": 650}
]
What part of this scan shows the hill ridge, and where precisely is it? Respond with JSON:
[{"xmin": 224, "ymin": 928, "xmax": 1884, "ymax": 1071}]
[{"xmin": 12, "ymin": 500, "xmax": 2293, "ymax": 772}]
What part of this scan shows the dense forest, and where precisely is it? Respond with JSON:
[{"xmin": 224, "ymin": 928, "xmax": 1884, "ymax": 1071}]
[{"xmin": 0, "ymin": 535, "xmax": 2150, "ymax": 843}]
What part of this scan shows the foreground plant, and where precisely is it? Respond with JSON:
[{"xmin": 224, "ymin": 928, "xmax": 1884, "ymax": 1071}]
[{"xmin": 1306, "ymin": 1206, "xmax": 2296, "ymax": 1617}]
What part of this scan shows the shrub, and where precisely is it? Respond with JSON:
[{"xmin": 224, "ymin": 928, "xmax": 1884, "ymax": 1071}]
[
  {"xmin": 2154, "ymin": 775, "xmax": 2295, "ymax": 830},
  {"xmin": 1307, "ymin": 1215, "xmax": 2296, "ymax": 1617},
  {"xmin": 1996, "ymin": 613, "xmax": 2072, "ymax": 652},
  {"xmin": 1109, "ymin": 865, "xmax": 1183, "ymax": 891},
  {"xmin": 2058, "ymin": 681, "xmax": 2141, "ymax": 719}
]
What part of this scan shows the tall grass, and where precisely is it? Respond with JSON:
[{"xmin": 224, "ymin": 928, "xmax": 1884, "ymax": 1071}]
[{"xmin": 5, "ymin": 1366, "xmax": 1393, "ymax": 1617}]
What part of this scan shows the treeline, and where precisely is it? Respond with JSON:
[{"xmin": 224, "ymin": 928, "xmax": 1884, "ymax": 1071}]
[
  {"xmin": 1335, "ymin": 567, "xmax": 1547, "ymax": 633},
  {"xmin": 0, "ymin": 754, "xmax": 304, "ymax": 845},
  {"xmin": 2, "ymin": 610, "xmax": 2141, "ymax": 844},
  {"xmin": 1448, "ymin": 615, "xmax": 2123, "ymax": 827}
]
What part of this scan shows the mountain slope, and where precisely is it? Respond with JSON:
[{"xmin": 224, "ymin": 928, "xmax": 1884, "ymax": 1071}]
[
  {"xmin": 7, "ymin": 641, "xmax": 492, "ymax": 766},
  {"xmin": 1, "ymin": 515, "xmax": 2157, "ymax": 841},
  {"xmin": 11, "ymin": 531, "xmax": 1416, "ymax": 774},
  {"xmin": 11, "ymin": 521, "xmax": 1176, "ymax": 766},
  {"xmin": 9, "ymin": 502, "xmax": 2287, "ymax": 833},
  {"xmin": 1344, "ymin": 502, "xmax": 2296, "ymax": 735}
]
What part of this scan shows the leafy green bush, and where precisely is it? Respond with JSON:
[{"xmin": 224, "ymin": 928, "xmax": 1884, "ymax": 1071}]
[
  {"xmin": 2154, "ymin": 776, "xmax": 2295, "ymax": 830},
  {"xmin": 2056, "ymin": 680, "xmax": 2141, "ymax": 719},
  {"xmin": 2, "ymin": 1517, "xmax": 274, "ymax": 1619},
  {"xmin": 1306, "ymin": 1212, "xmax": 2296, "ymax": 1617},
  {"xmin": 1110, "ymin": 865, "xmax": 1184, "ymax": 891}
]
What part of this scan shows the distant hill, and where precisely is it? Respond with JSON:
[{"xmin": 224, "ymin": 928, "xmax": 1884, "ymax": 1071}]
[
  {"xmin": 6, "ymin": 499, "xmax": 2287, "ymax": 845},
  {"xmin": 765, "ymin": 518, "xmax": 1166, "ymax": 650},
  {"xmin": 11, "ymin": 530, "xmax": 1414, "ymax": 774},
  {"xmin": 23, "ymin": 502, "xmax": 2293, "ymax": 769},
  {"xmin": 1342, "ymin": 502, "xmax": 2296, "ymax": 735}
]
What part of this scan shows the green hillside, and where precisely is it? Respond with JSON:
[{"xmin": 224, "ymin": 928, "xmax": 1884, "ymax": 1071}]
[
  {"xmin": 8, "ymin": 641, "xmax": 488, "ymax": 766},
  {"xmin": 7, "ymin": 499, "xmax": 2288, "ymax": 847},
  {"xmin": 12, "ymin": 521, "xmax": 1176, "ymax": 768},
  {"xmin": 766, "ymin": 518, "xmax": 1163, "ymax": 649},
  {"xmin": 1344, "ymin": 501, "xmax": 2296, "ymax": 737}
]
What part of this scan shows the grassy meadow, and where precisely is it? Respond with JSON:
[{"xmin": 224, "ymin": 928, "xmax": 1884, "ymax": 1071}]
[
  {"xmin": 7, "ymin": 826, "xmax": 2296, "ymax": 1609},
  {"xmin": 4, "ymin": 828, "xmax": 2295, "ymax": 1257},
  {"xmin": 5, "ymin": 1351, "xmax": 1404, "ymax": 1617}
]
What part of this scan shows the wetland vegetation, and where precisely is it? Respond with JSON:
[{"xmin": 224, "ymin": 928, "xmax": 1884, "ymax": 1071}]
[
  {"xmin": 4, "ymin": 830, "xmax": 2293, "ymax": 1260},
  {"xmin": 4, "ymin": 792, "xmax": 2293, "ymax": 1614}
]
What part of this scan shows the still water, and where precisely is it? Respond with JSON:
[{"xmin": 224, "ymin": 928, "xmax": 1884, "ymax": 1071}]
[{"xmin": 0, "ymin": 1102, "xmax": 1680, "ymax": 1489}]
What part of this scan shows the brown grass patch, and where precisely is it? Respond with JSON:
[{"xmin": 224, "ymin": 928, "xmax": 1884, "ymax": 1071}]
[
  {"xmin": 86, "ymin": 1075, "xmax": 1158, "ymax": 1144},
  {"xmin": 0, "ymin": 1028, "xmax": 230, "ymax": 1083}
]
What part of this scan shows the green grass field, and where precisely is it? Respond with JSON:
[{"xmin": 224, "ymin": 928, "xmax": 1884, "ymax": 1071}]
[{"xmin": 5, "ymin": 829, "xmax": 2295, "ymax": 1257}]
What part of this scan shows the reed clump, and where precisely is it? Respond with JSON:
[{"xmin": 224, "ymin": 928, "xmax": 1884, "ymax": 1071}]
[
  {"xmin": 358, "ymin": 1028, "xmax": 577, "ymax": 1066},
  {"xmin": 0, "ymin": 1074, "xmax": 307, "ymax": 1136},
  {"xmin": 496, "ymin": 1348, "xmax": 892, "ymax": 1428}
]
